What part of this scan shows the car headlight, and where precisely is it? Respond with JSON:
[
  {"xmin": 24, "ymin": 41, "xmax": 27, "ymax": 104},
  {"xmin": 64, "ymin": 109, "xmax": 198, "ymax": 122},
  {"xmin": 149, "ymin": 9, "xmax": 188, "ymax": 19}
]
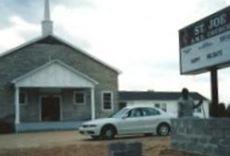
[{"xmin": 83, "ymin": 124, "xmax": 97, "ymax": 128}]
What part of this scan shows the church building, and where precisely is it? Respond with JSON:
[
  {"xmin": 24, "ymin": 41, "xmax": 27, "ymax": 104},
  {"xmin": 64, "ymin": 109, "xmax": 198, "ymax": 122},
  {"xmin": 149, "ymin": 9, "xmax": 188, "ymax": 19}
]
[{"xmin": 0, "ymin": 0, "xmax": 120, "ymax": 132}]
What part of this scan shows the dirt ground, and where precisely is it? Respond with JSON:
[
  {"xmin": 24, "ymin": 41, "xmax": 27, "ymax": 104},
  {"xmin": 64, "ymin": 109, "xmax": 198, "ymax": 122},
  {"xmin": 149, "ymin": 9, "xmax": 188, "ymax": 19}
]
[{"xmin": 0, "ymin": 131, "xmax": 204, "ymax": 156}]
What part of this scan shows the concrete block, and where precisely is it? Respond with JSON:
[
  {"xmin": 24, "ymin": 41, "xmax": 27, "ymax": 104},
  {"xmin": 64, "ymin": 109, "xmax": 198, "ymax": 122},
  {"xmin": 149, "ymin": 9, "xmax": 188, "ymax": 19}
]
[
  {"xmin": 171, "ymin": 118, "xmax": 230, "ymax": 156},
  {"xmin": 108, "ymin": 142, "xmax": 142, "ymax": 156}
]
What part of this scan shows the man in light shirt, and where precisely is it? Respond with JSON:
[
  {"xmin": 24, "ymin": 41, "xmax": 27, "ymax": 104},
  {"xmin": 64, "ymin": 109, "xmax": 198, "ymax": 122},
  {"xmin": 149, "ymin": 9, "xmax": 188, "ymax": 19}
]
[{"xmin": 178, "ymin": 88, "xmax": 203, "ymax": 118}]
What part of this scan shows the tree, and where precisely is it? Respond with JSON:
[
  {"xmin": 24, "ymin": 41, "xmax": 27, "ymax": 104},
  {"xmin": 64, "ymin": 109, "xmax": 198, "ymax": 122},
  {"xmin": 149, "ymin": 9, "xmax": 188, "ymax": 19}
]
[
  {"xmin": 217, "ymin": 103, "xmax": 226, "ymax": 117},
  {"xmin": 209, "ymin": 102, "xmax": 228, "ymax": 117},
  {"xmin": 226, "ymin": 105, "xmax": 230, "ymax": 118},
  {"xmin": 209, "ymin": 102, "xmax": 218, "ymax": 117}
]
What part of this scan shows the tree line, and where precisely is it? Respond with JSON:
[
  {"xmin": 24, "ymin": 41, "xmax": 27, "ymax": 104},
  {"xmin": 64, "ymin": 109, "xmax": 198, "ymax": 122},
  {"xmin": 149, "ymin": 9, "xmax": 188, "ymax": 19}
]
[{"xmin": 210, "ymin": 103, "xmax": 230, "ymax": 117}]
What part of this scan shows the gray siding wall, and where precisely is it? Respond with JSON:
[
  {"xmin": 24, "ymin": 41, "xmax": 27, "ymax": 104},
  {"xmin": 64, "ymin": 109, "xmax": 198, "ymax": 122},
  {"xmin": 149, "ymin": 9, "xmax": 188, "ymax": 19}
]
[
  {"xmin": 20, "ymin": 88, "xmax": 91, "ymax": 122},
  {"xmin": 20, "ymin": 88, "xmax": 40, "ymax": 122},
  {"xmin": 61, "ymin": 88, "xmax": 91, "ymax": 121},
  {"xmin": 0, "ymin": 40, "xmax": 119, "ymax": 122}
]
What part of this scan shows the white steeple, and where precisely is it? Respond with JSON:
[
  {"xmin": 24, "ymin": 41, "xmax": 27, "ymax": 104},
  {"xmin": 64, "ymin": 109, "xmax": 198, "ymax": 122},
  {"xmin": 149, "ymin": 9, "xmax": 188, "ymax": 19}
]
[{"xmin": 42, "ymin": 0, "xmax": 53, "ymax": 36}]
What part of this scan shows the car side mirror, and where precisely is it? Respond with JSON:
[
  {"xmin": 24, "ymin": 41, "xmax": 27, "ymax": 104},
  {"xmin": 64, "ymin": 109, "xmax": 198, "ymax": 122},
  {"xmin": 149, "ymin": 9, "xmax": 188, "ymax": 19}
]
[{"xmin": 122, "ymin": 114, "xmax": 128, "ymax": 119}]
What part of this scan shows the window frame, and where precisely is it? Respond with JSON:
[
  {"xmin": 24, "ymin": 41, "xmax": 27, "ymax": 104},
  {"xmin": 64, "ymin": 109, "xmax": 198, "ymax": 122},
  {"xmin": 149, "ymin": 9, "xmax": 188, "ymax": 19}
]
[
  {"xmin": 141, "ymin": 107, "xmax": 161, "ymax": 117},
  {"xmin": 101, "ymin": 91, "xmax": 113, "ymax": 111},
  {"xmin": 161, "ymin": 103, "xmax": 167, "ymax": 112},
  {"xmin": 154, "ymin": 103, "xmax": 167, "ymax": 112},
  {"xmin": 195, "ymin": 107, "xmax": 202, "ymax": 113},
  {"xmin": 73, "ymin": 91, "xmax": 86, "ymax": 105},
  {"xmin": 127, "ymin": 108, "xmax": 143, "ymax": 118},
  {"xmin": 154, "ymin": 103, "xmax": 160, "ymax": 108},
  {"xmin": 19, "ymin": 92, "xmax": 28, "ymax": 106}
]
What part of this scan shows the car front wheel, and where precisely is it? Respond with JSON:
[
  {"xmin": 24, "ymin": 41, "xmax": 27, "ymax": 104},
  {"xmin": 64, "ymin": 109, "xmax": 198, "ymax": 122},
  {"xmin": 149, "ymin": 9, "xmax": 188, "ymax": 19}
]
[
  {"xmin": 91, "ymin": 135, "xmax": 100, "ymax": 140},
  {"xmin": 100, "ymin": 125, "xmax": 116, "ymax": 140},
  {"xmin": 157, "ymin": 123, "xmax": 170, "ymax": 136}
]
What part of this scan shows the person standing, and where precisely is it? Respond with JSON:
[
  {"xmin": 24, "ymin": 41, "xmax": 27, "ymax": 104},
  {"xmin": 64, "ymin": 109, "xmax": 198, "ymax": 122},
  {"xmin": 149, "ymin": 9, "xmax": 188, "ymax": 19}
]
[{"xmin": 178, "ymin": 88, "xmax": 203, "ymax": 118}]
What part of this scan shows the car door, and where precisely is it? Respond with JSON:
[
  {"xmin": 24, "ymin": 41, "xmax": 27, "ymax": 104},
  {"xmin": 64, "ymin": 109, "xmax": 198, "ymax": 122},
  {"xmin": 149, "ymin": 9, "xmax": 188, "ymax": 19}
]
[
  {"xmin": 117, "ymin": 108, "xmax": 146, "ymax": 135},
  {"xmin": 141, "ymin": 107, "xmax": 162, "ymax": 133}
]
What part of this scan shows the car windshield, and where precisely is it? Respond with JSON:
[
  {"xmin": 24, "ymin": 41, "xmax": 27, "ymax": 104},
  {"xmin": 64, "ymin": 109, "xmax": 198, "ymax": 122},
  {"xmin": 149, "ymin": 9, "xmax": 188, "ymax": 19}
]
[{"xmin": 111, "ymin": 108, "xmax": 129, "ymax": 118}]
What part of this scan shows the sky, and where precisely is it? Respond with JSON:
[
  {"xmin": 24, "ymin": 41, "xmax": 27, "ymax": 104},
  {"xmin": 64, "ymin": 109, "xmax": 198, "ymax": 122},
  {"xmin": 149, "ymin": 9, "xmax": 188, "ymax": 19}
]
[{"xmin": 0, "ymin": 0, "xmax": 230, "ymax": 104}]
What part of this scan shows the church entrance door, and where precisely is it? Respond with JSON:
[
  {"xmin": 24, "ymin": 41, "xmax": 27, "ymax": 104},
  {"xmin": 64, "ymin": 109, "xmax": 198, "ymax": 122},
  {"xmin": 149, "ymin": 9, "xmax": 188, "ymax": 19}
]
[{"xmin": 41, "ymin": 96, "xmax": 60, "ymax": 121}]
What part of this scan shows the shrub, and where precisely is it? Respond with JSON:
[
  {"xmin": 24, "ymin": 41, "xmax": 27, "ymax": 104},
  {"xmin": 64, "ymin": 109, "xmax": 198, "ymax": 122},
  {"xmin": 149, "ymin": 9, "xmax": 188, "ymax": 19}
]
[
  {"xmin": 0, "ymin": 114, "xmax": 14, "ymax": 134},
  {"xmin": 226, "ymin": 105, "xmax": 230, "ymax": 118},
  {"xmin": 0, "ymin": 120, "xmax": 14, "ymax": 134},
  {"xmin": 209, "ymin": 103, "xmax": 228, "ymax": 117},
  {"xmin": 217, "ymin": 103, "xmax": 226, "ymax": 117},
  {"xmin": 209, "ymin": 103, "xmax": 218, "ymax": 117}
]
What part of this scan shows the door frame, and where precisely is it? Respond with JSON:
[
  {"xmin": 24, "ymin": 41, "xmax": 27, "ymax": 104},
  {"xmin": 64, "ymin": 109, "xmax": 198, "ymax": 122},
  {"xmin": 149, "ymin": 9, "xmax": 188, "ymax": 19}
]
[{"xmin": 39, "ymin": 95, "xmax": 62, "ymax": 122}]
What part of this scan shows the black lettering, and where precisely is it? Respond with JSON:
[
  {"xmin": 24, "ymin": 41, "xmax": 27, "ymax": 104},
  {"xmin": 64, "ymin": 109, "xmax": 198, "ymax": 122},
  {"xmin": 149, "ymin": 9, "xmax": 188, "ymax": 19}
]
[
  {"xmin": 220, "ymin": 33, "xmax": 230, "ymax": 42},
  {"xmin": 183, "ymin": 48, "xmax": 192, "ymax": 54},
  {"xmin": 198, "ymin": 42, "xmax": 213, "ymax": 50},
  {"xmin": 206, "ymin": 50, "xmax": 223, "ymax": 59},
  {"xmin": 191, "ymin": 57, "xmax": 200, "ymax": 64}
]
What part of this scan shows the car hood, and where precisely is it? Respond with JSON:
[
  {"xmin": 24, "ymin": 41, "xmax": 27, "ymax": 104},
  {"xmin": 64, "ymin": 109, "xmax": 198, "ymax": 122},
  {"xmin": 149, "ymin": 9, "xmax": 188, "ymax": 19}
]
[{"xmin": 82, "ymin": 118, "xmax": 117, "ymax": 125}]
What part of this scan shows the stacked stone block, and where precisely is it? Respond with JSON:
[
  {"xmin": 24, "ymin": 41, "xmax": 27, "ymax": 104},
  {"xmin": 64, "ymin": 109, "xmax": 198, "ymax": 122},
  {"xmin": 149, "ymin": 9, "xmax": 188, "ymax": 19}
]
[{"xmin": 171, "ymin": 118, "xmax": 230, "ymax": 156}]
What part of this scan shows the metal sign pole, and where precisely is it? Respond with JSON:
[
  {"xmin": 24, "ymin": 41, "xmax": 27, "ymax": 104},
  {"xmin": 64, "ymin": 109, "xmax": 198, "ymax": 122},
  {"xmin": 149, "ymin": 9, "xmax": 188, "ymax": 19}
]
[{"xmin": 210, "ymin": 68, "xmax": 219, "ymax": 117}]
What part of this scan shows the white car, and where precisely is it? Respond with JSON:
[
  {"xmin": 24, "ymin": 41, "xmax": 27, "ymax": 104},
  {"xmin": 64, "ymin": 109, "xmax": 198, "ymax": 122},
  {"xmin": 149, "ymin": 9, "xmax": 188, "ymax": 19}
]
[{"xmin": 79, "ymin": 105, "xmax": 173, "ymax": 139}]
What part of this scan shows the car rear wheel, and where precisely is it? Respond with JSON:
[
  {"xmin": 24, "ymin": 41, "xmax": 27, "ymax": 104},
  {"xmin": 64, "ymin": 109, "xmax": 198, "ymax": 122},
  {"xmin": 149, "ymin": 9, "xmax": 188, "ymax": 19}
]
[
  {"xmin": 157, "ymin": 123, "xmax": 170, "ymax": 136},
  {"xmin": 101, "ymin": 126, "xmax": 116, "ymax": 140}
]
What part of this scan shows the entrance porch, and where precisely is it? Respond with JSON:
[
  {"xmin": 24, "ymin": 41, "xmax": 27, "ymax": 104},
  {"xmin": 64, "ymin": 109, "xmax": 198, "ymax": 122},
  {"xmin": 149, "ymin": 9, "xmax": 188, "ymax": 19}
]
[
  {"xmin": 11, "ymin": 60, "xmax": 98, "ymax": 132},
  {"xmin": 16, "ymin": 121, "xmax": 84, "ymax": 132}
]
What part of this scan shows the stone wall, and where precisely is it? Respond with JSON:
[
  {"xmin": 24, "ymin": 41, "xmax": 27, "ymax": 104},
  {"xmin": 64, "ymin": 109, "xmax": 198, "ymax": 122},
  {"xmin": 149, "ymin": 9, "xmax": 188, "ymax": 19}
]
[{"xmin": 171, "ymin": 118, "xmax": 230, "ymax": 156}]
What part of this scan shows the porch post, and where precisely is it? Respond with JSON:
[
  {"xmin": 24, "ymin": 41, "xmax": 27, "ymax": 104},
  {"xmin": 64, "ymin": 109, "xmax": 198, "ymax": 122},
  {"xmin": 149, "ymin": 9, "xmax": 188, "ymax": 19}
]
[
  {"xmin": 91, "ymin": 87, "xmax": 96, "ymax": 119},
  {"xmin": 15, "ymin": 87, "xmax": 20, "ymax": 124}
]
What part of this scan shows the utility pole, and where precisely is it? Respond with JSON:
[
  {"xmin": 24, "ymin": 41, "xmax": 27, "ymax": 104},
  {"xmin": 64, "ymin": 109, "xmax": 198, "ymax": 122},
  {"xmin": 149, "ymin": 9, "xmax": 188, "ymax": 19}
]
[{"xmin": 210, "ymin": 68, "xmax": 219, "ymax": 117}]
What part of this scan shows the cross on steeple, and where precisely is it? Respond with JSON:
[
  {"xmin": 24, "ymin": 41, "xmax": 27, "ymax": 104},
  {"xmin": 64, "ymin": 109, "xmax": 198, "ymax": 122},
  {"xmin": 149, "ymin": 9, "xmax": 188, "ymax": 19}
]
[{"xmin": 42, "ymin": 0, "xmax": 53, "ymax": 36}]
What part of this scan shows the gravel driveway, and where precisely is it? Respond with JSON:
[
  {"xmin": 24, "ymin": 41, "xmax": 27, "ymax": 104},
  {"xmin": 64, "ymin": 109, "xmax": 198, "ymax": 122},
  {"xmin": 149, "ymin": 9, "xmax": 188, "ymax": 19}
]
[{"xmin": 0, "ymin": 131, "xmax": 203, "ymax": 156}]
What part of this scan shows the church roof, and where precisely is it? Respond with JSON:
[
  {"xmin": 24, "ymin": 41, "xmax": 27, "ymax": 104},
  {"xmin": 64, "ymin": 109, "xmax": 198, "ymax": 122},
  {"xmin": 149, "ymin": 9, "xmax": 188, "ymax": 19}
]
[
  {"xmin": 0, "ymin": 34, "xmax": 121, "ymax": 74},
  {"xmin": 0, "ymin": 0, "xmax": 121, "ymax": 74},
  {"xmin": 119, "ymin": 91, "xmax": 209, "ymax": 101}
]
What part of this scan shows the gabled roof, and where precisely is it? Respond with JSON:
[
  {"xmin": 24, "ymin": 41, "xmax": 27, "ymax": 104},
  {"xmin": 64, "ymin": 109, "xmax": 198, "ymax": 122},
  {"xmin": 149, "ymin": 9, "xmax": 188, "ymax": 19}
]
[
  {"xmin": 0, "ymin": 34, "xmax": 121, "ymax": 74},
  {"xmin": 119, "ymin": 91, "xmax": 209, "ymax": 101},
  {"xmin": 12, "ymin": 59, "xmax": 98, "ymax": 88}
]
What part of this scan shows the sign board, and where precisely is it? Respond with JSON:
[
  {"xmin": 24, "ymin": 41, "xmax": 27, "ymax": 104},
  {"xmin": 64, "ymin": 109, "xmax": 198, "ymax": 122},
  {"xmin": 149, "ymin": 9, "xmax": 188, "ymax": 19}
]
[{"xmin": 179, "ymin": 6, "xmax": 230, "ymax": 74}]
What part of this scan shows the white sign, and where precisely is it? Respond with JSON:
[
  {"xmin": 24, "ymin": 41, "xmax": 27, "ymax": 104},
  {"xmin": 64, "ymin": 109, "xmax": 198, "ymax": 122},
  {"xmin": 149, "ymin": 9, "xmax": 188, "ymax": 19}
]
[{"xmin": 179, "ymin": 6, "xmax": 230, "ymax": 74}]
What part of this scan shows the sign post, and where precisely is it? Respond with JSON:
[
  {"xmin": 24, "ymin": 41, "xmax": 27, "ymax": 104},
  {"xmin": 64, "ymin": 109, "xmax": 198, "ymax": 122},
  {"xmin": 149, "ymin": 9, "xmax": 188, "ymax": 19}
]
[
  {"xmin": 210, "ymin": 69, "xmax": 218, "ymax": 117},
  {"xmin": 179, "ymin": 6, "xmax": 230, "ymax": 116}
]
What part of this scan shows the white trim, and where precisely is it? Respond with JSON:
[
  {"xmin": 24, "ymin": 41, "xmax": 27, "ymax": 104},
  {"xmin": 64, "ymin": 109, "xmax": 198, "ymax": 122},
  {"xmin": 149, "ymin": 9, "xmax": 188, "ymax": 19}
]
[
  {"xmin": 15, "ymin": 87, "xmax": 20, "ymax": 124},
  {"xmin": 19, "ymin": 92, "xmax": 28, "ymax": 106},
  {"xmin": 73, "ymin": 91, "xmax": 86, "ymax": 105},
  {"xmin": 0, "ymin": 34, "xmax": 121, "ymax": 74},
  {"xmin": 39, "ymin": 95, "xmax": 62, "ymax": 122},
  {"xmin": 101, "ymin": 91, "xmax": 114, "ymax": 112},
  {"xmin": 12, "ymin": 59, "xmax": 98, "ymax": 85},
  {"xmin": 44, "ymin": 0, "xmax": 51, "ymax": 21},
  {"xmin": 91, "ymin": 87, "xmax": 96, "ymax": 119}
]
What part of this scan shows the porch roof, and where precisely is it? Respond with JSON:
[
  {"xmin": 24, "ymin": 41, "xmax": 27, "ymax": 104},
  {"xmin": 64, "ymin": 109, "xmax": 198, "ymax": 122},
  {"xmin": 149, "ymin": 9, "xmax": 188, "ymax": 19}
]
[{"xmin": 12, "ymin": 60, "xmax": 98, "ymax": 88}]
